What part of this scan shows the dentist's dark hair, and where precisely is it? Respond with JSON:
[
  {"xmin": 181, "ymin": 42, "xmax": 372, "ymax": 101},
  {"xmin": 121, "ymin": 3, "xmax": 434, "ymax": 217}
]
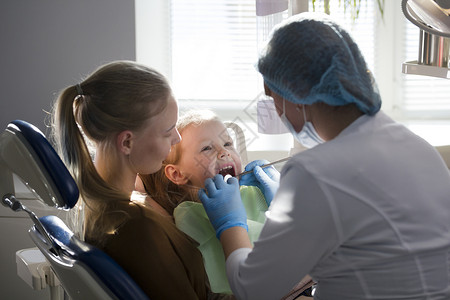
[{"xmin": 51, "ymin": 60, "xmax": 172, "ymax": 244}]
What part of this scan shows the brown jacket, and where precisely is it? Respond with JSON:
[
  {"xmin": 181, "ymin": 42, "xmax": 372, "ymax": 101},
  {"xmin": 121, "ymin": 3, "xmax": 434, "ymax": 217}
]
[{"xmin": 88, "ymin": 201, "xmax": 210, "ymax": 299}]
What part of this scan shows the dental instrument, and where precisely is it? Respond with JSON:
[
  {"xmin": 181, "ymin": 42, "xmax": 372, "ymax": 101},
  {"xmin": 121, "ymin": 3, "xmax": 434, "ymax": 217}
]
[{"xmin": 237, "ymin": 157, "xmax": 291, "ymax": 178}]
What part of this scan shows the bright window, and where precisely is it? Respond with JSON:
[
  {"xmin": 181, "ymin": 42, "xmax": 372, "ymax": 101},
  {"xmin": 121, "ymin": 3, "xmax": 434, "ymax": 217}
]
[
  {"xmin": 136, "ymin": 0, "xmax": 450, "ymax": 149},
  {"xmin": 171, "ymin": 0, "xmax": 259, "ymax": 101}
]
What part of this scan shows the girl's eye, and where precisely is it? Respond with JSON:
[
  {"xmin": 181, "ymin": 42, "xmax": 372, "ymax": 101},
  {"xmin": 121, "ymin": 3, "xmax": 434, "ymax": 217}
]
[
  {"xmin": 224, "ymin": 141, "xmax": 233, "ymax": 147},
  {"xmin": 201, "ymin": 145, "xmax": 212, "ymax": 152}
]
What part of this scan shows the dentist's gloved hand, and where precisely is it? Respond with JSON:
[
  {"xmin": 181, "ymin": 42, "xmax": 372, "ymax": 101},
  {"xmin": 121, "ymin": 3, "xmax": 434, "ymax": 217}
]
[
  {"xmin": 198, "ymin": 174, "xmax": 248, "ymax": 239},
  {"xmin": 239, "ymin": 160, "xmax": 280, "ymax": 206}
]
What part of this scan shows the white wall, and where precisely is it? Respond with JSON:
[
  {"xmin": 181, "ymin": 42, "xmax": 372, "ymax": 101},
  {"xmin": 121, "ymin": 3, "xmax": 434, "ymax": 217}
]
[
  {"xmin": 0, "ymin": 1, "xmax": 135, "ymax": 299},
  {"xmin": 0, "ymin": 0, "xmax": 136, "ymax": 136}
]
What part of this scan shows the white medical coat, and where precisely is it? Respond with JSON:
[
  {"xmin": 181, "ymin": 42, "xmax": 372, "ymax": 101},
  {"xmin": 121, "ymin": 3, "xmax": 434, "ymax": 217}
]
[{"xmin": 227, "ymin": 111, "xmax": 450, "ymax": 300}]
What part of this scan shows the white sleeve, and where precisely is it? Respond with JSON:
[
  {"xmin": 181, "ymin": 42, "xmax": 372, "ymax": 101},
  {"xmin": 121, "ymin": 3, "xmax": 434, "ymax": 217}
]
[
  {"xmin": 225, "ymin": 162, "xmax": 341, "ymax": 300},
  {"xmin": 226, "ymin": 248, "xmax": 253, "ymax": 298}
]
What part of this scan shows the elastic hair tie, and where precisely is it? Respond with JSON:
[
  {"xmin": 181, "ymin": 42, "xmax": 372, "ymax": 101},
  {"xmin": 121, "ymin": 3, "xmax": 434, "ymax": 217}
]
[{"xmin": 76, "ymin": 84, "xmax": 84, "ymax": 95}]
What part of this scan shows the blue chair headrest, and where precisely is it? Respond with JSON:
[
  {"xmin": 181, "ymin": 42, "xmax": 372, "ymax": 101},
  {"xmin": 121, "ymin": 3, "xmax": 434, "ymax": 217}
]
[{"xmin": 9, "ymin": 120, "xmax": 79, "ymax": 209}]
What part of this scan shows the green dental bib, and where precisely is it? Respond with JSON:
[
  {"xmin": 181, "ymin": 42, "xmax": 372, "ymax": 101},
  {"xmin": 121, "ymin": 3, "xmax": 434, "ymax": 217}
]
[{"xmin": 173, "ymin": 185, "xmax": 268, "ymax": 294}]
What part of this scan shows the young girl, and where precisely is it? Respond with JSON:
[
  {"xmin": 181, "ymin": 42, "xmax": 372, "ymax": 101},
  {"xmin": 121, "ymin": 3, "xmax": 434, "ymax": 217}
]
[
  {"xmin": 51, "ymin": 61, "xmax": 223, "ymax": 299},
  {"xmin": 138, "ymin": 109, "xmax": 270, "ymax": 294}
]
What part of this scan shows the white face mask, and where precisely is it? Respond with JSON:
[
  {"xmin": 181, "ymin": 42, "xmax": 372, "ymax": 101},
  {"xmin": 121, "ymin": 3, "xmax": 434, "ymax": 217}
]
[{"xmin": 279, "ymin": 99, "xmax": 325, "ymax": 149}]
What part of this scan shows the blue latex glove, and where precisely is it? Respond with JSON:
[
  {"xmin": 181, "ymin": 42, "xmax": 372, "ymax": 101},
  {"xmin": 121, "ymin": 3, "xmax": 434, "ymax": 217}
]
[
  {"xmin": 239, "ymin": 159, "xmax": 280, "ymax": 206},
  {"xmin": 198, "ymin": 174, "xmax": 248, "ymax": 239}
]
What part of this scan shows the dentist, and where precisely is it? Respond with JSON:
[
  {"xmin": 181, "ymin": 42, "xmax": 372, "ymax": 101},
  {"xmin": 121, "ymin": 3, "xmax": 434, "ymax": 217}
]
[{"xmin": 199, "ymin": 12, "xmax": 450, "ymax": 300}]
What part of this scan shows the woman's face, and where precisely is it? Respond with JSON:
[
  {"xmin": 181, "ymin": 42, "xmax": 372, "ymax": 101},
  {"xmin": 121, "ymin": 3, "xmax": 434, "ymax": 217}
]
[
  {"xmin": 131, "ymin": 96, "xmax": 181, "ymax": 175},
  {"xmin": 171, "ymin": 119, "xmax": 242, "ymax": 188}
]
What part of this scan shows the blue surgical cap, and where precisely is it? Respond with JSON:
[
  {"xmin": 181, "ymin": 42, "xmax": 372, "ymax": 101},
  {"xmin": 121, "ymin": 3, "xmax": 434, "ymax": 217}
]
[{"xmin": 257, "ymin": 12, "xmax": 381, "ymax": 115}]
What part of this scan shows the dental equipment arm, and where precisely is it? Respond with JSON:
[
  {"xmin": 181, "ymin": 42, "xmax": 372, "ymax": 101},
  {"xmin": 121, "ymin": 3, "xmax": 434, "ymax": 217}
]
[
  {"xmin": 2, "ymin": 193, "xmax": 58, "ymax": 253},
  {"xmin": 402, "ymin": 0, "xmax": 450, "ymax": 38}
]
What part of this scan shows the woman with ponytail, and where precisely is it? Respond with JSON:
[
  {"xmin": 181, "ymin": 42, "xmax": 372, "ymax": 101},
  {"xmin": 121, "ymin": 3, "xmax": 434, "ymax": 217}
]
[{"xmin": 51, "ymin": 60, "xmax": 225, "ymax": 299}]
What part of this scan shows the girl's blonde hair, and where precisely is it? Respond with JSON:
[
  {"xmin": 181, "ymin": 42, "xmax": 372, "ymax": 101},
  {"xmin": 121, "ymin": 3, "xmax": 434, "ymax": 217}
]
[
  {"xmin": 51, "ymin": 60, "xmax": 172, "ymax": 245},
  {"xmin": 139, "ymin": 109, "xmax": 221, "ymax": 215}
]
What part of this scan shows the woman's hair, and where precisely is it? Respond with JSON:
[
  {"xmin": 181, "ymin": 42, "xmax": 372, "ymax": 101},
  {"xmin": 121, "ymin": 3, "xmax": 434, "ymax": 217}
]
[
  {"xmin": 50, "ymin": 60, "xmax": 172, "ymax": 244},
  {"xmin": 139, "ymin": 109, "xmax": 221, "ymax": 215}
]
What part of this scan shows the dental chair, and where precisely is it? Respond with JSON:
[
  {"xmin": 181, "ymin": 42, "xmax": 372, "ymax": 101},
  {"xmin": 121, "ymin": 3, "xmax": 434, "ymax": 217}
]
[
  {"xmin": 0, "ymin": 120, "xmax": 149, "ymax": 300},
  {"xmin": 225, "ymin": 121, "xmax": 249, "ymax": 166}
]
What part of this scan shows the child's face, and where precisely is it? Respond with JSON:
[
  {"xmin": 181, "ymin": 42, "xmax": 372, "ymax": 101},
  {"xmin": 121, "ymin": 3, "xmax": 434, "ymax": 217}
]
[{"xmin": 173, "ymin": 120, "xmax": 242, "ymax": 188}]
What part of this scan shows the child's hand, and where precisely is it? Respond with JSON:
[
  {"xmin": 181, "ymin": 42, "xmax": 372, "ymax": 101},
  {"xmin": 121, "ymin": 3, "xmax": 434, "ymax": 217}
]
[
  {"xmin": 240, "ymin": 160, "xmax": 280, "ymax": 206},
  {"xmin": 198, "ymin": 174, "xmax": 248, "ymax": 239}
]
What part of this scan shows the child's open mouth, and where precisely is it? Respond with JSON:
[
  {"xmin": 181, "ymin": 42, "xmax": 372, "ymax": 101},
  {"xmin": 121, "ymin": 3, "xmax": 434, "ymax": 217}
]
[{"xmin": 218, "ymin": 165, "xmax": 236, "ymax": 177}]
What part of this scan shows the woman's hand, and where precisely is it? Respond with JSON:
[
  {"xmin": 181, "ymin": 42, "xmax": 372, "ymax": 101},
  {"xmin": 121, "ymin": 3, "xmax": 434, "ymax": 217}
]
[
  {"xmin": 198, "ymin": 175, "xmax": 248, "ymax": 239},
  {"xmin": 239, "ymin": 160, "xmax": 280, "ymax": 206}
]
